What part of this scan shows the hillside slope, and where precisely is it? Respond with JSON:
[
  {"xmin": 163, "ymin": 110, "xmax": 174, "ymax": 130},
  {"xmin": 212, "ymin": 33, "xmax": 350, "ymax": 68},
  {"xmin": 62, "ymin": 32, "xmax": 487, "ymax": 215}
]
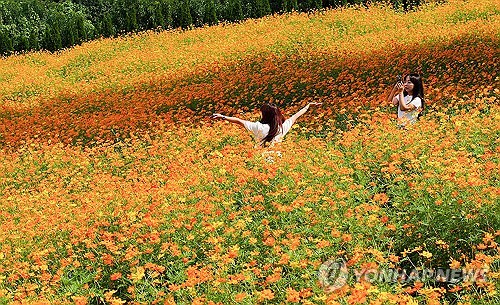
[{"xmin": 0, "ymin": 0, "xmax": 499, "ymax": 304}]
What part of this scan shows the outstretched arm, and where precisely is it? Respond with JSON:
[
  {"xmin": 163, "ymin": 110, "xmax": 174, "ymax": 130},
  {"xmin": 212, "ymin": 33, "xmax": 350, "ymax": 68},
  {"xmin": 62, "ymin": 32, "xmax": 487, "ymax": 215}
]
[
  {"xmin": 289, "ymin": 102, "xmax": 322, "ymax": 125},
  {"xmin": 211, "ymin": 113, "xmax": 246, "ymax": 127}
]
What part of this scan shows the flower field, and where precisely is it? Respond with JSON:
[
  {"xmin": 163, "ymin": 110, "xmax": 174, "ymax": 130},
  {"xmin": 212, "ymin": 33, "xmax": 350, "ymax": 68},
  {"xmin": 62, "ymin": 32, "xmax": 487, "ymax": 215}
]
[{"xmin": 0, "ymin": 0, "xmax": 499, "ymax": 304}]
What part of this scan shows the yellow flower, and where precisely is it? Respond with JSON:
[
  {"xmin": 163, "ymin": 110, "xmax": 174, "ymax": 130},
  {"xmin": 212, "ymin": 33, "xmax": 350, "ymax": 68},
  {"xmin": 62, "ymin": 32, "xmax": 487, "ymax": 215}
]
[
  {"xmin": 129, "ymin": 266, "xmax": 145, "ymax": 282},
  {"xmin": 421, "ymin": 251, "xmax": 433, "ymax": 259}
]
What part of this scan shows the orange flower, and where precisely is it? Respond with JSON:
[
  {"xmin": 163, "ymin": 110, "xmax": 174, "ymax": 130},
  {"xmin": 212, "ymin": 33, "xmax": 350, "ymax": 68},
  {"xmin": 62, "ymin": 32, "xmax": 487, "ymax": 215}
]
[
  {"xmin": 234, "ymin": 292, "xmax": 247, "ymax": 302},
  {"xmin": 164, "ymin": 296, "xmax": 177, "ymax": 305},
  {"xmin": 258, "ymin": 289, "xmax": 275, "ymax": 301},
  {"xmin": 450, "ymin": 259, "xmax": 461, "ymax": 269},
  {"xmin": 347, "ymin": 288, "xmax": 367, "ymax": 305},
  {"xmin": 110, "ymin": 272, "xmax": 122, "ymax": 281},
  {"xmin": 73, "ymin": 296, "xmax": 88, "ymax": 305},
  {"xmin": 0, "ymin": 1, "xmax": 498, "ymax": 304},
  {"xmin": 102, "ymin": 253, "xmax": 113, "ymax": 266},
  {"xmin": 286, "ymin": 288, "xmax": 300, "ymax": 302},
  {"xmin": 373, "ymin": 193, "xmax": 389, "ymax": 204},
  {"xmin": 278, "ymin": 253, "xmax": 290, "ymax": 265},
  {"xmin": 342, "ymin": 234, "xmax": 353, "ymax": 243}
]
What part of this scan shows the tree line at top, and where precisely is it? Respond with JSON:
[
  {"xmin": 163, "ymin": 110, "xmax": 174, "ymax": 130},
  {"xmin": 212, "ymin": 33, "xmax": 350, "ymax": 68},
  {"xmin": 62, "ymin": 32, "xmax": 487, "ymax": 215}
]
[{"xmin": 0, "ymin": 0, "xmax": 427, "ymax": 55}]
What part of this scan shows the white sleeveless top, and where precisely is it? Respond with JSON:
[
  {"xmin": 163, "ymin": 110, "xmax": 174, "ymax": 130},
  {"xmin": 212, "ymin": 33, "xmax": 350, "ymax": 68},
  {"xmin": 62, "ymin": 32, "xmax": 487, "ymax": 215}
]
[
  {"xmin": 243, "ymin": 119, "xmax": 294, "ymax": 144},
  {"xmin": 397, "ymin": 95, "xmax": 422, "ymax": 125}
]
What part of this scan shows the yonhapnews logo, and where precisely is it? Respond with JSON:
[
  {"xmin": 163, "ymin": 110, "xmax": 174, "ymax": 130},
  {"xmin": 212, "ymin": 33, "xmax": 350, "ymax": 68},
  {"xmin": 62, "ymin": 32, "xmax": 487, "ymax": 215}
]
[{"xmin": 318, "ymin": 258, "xmax": 489, "ymax": 292}]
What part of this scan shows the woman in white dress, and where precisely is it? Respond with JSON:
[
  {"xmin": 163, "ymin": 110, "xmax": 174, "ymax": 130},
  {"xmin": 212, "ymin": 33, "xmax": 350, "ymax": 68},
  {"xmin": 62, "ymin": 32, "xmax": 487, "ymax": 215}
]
[
  {"xmin": 211, "ymin": 102, "xmax": 322, "ymax": 147},
  {"xmin": 387, "ymin": 73, "xmax": 425, "ymax": 126}
]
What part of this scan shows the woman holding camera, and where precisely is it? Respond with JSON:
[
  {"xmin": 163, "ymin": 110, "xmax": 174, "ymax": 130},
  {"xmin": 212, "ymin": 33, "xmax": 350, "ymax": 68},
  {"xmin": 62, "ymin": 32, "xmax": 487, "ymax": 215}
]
[{"xmin": 387, "ymin": 73, "xmax": 425, "ymax": 125}]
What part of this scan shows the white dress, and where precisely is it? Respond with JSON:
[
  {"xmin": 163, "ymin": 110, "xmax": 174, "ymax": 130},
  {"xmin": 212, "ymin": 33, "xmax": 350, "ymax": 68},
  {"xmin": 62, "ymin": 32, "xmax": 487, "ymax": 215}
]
[{"xmin": 397, "ymin": 95, "xmax": 422, "ymax": 125}]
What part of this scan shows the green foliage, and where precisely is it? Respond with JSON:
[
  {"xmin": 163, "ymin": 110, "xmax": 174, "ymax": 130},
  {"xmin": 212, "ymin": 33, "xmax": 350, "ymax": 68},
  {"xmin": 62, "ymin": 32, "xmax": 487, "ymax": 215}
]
[
  {"xmin": 283, "ymin": 0, "xmax": 299, "ymax": 12},
  {"xmin": 178, "ymin": 0, "xmax": 193, "ymax": 28},
  {"xmin": 225, "ymin": 0, "xmax": 244, "ymax": 21},
  {"xmin": 0, "ymin": 24, "xmax": 13, "ymax": 54},
  {"xmin": 0, "ymin": 0, "xmax": 95, "ymax": 54},
  {"xmin": 0, "ymin": 0, "xmax": 438, "ymax": 55},
  {"xmin": 298, "ymin": 0, "xmax": 322, "ymax": 12},
  {"xmin": 392, "ymin": 0, "xmax": 427, "ymax": 11},
  {"xmin": 249, "ymin": 0, "xmax": 271, "ymax": 18},
  {"xmin": 203, "ymin": 0, "xmax": 218, "ymax": 25},
  {"xmin": 102, "ymin": 13, "xmax": 115, "ymax": 37}
]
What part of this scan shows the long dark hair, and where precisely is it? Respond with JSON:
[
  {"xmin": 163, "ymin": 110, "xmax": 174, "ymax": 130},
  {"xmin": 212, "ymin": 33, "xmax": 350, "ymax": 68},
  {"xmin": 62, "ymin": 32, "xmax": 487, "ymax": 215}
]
[
  {"xmin": 260, "ymin": 103, "xmax": 285, "ymax": 145},
  {"xmin": 404, "ymin": 73, "xmax": 425, "ymax": 117}
]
